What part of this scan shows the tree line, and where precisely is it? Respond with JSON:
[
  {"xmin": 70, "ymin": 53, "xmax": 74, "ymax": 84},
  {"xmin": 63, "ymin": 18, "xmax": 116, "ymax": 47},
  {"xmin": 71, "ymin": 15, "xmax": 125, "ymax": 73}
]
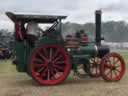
[
  {"xmin": 0, "ymin": 20, "xmax": 128, "ymax": 48},
  {"xmin": 62, "ymin": 21, "xmax": 128, "ymax": 42}
]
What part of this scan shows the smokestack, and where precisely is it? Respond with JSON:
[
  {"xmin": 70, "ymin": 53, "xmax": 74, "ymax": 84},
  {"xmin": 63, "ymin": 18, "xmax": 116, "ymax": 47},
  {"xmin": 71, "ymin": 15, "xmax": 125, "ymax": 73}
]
[{"xmin": 95, "ymin": 10, "xmax": 103, "ymax": 45}]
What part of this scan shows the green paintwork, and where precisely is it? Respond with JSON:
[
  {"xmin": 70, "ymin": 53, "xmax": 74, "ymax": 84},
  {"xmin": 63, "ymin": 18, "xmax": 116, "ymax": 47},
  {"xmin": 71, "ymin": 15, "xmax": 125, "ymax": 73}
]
[
  {"xmin": 39, "ymin": 34, "xmax": 63, "ymax": 44},
  {"xmin": 15, "ymin": 36, "xmax": 97, "ymax": 73},
  {"xmin": 5, "ymin": 12, "xmax": 111, "ymax": 78},
  {"xmin": 15, "ymin": 41, "xmax": 26, "ymax": 72},
  {"xmin": 68, "ymin": 44, "xmax": 96, "ymax": 56},
  {"xmin": 67, "ymin": 43, "xmax": 97, "ymax": 73},
  {"xmin": 15, "ymin": 35, "xmax": 63, "ymax": 72},
  {"xmin": 15, "ymin": 41, "xmax": 31, "ymax": 72},
  {"xmin": 7, "ymin": 12, "xmax": 98, "ymax": 74}
]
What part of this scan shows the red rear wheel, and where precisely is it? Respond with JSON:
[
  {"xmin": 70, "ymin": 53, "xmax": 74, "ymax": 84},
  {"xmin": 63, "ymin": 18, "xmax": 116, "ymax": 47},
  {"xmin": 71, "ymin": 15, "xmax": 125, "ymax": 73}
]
[
  {"xmin": 89, "ymin": 57, "xmax": 101, "ymax": 77},
  {"xmin": 101, "ymin": 52, "xmax": 125, "ymax": 81},
  {"xmin": 28, "ymin": 44, "xmax": 70, "ymax": 85}
]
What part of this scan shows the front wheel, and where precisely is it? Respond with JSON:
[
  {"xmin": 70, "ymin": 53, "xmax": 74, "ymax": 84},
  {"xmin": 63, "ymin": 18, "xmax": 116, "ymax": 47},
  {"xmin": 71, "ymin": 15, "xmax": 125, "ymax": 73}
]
[
  {"xmin": 101, "ymin": 52, "xmax": 125, "ymax": 81},
  {"xmin": 27, "ymin": 44, "xmax": 71, "ymax": 85}
]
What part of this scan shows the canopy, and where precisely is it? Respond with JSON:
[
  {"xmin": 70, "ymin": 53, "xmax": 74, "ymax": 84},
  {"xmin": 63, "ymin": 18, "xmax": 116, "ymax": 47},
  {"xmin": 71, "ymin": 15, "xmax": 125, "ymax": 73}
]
[{"xmin": 6, "ymin": 12, "xmax": 67, "ymax": 23}]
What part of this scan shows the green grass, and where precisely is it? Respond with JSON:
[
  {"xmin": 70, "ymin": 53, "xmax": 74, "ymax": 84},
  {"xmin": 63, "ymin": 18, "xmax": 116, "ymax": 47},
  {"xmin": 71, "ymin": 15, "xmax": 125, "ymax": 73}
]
[
  {"xmin": 117, "ymin": 51, "xmax": 128, "ymax": 66},
  {"xmin": 0, "ymin": 60, "xmax": 17, "ymax": 73}
]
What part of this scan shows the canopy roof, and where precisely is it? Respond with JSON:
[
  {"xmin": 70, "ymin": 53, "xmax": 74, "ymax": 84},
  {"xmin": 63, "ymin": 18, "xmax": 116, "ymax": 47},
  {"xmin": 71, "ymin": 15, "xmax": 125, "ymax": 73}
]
[{"xmin": 6, "ymin": 12, "xmax": 67, "ymax": 23}]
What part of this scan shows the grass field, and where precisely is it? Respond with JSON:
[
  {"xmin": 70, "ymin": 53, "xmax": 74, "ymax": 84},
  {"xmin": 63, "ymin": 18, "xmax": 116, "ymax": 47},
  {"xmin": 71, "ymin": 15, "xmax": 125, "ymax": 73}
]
[{"xmin": 0, "ymin": 50, "xmax": 127, "ymax": 96}]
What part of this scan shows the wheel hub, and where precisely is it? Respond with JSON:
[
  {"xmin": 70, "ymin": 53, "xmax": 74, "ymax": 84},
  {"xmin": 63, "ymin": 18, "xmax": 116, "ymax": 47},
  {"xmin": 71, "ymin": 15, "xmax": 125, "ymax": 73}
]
[
  {"xmin": 47, "ymin": 61, "xmax": 53, "ymax": 67},
  {"xmin": 112, "ymin": 66, "xmax": 116, "ymax": 70}
]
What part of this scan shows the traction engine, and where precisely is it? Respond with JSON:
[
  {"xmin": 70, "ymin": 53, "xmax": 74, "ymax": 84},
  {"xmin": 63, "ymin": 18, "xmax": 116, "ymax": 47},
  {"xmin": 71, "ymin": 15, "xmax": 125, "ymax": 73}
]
[{"xmin": 6, "ymin": 10, "xmax": 125, "ymax": 85}]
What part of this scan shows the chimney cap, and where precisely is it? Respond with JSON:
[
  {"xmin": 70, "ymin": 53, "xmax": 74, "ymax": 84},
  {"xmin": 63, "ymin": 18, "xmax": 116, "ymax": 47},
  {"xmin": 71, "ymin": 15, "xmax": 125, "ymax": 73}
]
[{"xmin": 95, "ymin": 10, "xmax": 102, "ymax": 14}]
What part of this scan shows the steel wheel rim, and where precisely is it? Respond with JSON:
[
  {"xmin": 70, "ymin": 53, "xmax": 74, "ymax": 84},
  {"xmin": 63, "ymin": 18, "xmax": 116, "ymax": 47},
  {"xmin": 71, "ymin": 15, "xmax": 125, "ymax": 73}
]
[
  {"xmin": 101, "ymin": 53, "xmax": 125, "ymax": 81},
  {"xmin": 30, "ymin": 44, "xmax": 70, "ymax": 85}
]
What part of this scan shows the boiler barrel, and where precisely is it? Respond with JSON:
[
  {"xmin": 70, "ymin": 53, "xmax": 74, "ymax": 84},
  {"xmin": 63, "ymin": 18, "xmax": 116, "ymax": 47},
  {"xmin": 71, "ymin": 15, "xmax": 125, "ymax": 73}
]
[{"xmin": 68, "ymin": 44, "xmax": 109, "ymax": 57}]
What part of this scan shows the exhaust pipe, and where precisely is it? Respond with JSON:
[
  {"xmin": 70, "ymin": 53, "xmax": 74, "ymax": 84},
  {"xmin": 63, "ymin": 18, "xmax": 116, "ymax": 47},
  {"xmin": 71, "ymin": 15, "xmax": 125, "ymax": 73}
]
[{"xmin": 95, "ymin": 10, "xmax": 104, "ymax": 45}]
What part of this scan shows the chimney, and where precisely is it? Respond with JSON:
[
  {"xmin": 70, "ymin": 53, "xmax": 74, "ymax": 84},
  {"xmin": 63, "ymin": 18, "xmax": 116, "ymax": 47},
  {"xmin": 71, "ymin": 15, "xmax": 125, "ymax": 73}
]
[{"xmin": 95, "ymin": 10, "xmax": 103, "ymax": 45}]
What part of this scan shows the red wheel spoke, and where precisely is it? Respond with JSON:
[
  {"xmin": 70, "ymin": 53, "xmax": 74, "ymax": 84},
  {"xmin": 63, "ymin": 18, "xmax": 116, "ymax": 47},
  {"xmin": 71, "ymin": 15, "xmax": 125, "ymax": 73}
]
[
  {"xmin": 115, "ymin": 59, "xmax": 119, "ymax": 64},
  {"xmin": 49, "ymin": 48, "xmax": 53, "ymax": 61},
  {"xmin": 115, "ymin": 69, "xmax": 121, "ymax": 73},
  {"xmin": 50, "ymin": 67, "xmax": 55, "ymax": 78},
  {"xmin": 106, "ymin": 69, "xmax": 111, "ymax": 76},
  {"xmin": 55, "ymin": 61, "xmax": 65, "ymax": 65},
  {"xmin": 105, "ymin": 60, "xmax": 111, "ymax": 66},
  {"xmin": 115, "ymin": 65, "xmax": 120, "ymax": 68},
  {"xmin": 43, "ymin": 48, "xmax": 48, "ymax": 58},
  {"xmin": 40, "ymin": 67, "xmax": 48, "ymax": 77},
  {"xmin": 38, "ymin": 52, "xmax": 48, "ymax": 62},
  {"xmin": 114, "ymin": 70, "xmax": 118, "ymax": 77},
  {"xmin": 54, "ymin": 65, "xmax": 64, "ymax": 71},
  {"xmin": 108, "ymin": 60, "xmax": 111, "ymax": 65},
  {"xmin": 106, "ymin": 64, "xmax": 113, "ymax": 77},
  {"xmin": 110, "ymin": 64, "xmax": 113, "ymax": 71},
  {"xmin": 54, "ymin": 67, "xmax": 59, "ymax": 73},
  {"xmin": 113, "ymin": 57, "xmax": 115, "ymax": 64},
  {"xmin": 33, "ymin": 58, "xmax": 43, "ymax": 63},
  {"xmin": 47, "ymin": 69, "xmax": 50, "ymax": 80},
  {"xmin": 114, "ymin": 59, "xmax": 119, "ymax": 66},
  {"xmin": 54, "ymin": 55, "xmax": 62, "ymax": 62},
  {"xmin": 53, "ymin": 49, "xmax": 59, "ymax": 59},
  {"xmin": 37, "ymin": 66, "xmax": 46, "ymax": 73},
  {"xmin": 104, "ymin": 62, "xmax": 111, "ymax": 69},
  {"xmin": 33, "ymin": 64, "xmax": 44, "ymax": 67}
]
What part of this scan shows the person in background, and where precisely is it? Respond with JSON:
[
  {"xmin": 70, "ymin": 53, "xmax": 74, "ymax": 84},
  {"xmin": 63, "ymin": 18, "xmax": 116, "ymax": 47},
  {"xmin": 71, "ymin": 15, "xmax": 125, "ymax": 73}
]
[
  {"xmin": 79, "ymin": 29, "xmax": 88, "ymax": 43},
  {"xmin": 75, "ymin": 29, "xmax": 88, "ymax": 43}
]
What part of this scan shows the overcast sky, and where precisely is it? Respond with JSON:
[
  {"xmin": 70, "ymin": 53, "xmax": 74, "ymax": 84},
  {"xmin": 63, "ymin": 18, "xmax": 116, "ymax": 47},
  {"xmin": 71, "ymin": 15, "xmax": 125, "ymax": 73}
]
[{"xmin": 0, "ymin": 0, "xmax": 127, "ymax": 31}]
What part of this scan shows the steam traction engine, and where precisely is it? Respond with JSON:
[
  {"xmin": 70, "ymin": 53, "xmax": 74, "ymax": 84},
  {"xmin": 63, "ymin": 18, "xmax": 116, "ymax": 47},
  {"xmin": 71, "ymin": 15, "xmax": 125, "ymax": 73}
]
[{"xmin": 6, "ymin": 10, "xmax": 125, "ymax": 85}]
